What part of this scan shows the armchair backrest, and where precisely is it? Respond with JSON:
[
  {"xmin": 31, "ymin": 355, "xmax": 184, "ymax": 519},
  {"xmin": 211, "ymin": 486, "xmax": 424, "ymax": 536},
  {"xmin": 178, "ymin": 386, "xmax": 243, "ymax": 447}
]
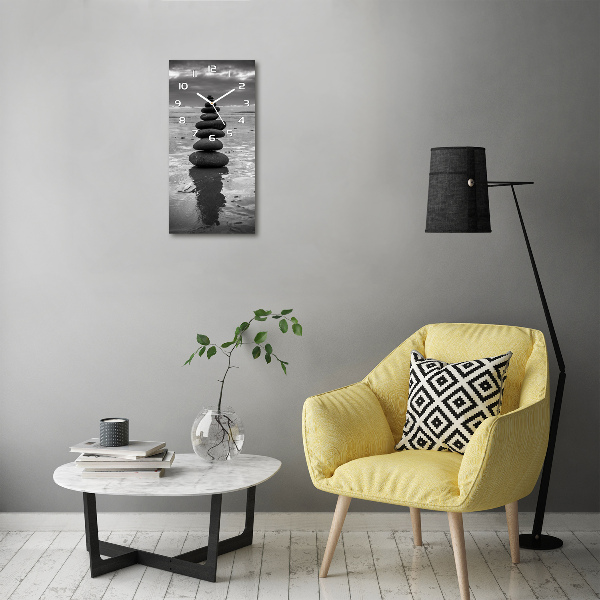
[{"xmin": 363, "ymin": 323, "xmax": 548, "ymax": 445}]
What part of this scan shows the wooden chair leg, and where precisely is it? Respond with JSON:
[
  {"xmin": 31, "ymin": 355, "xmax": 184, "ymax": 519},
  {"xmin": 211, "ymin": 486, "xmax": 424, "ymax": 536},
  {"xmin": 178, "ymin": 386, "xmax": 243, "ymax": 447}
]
[
  {"xmin": 410, "ymin": 507, "xmax": 422, "ymax": 546},
  {"xmin": 448, "ymin": 512, "xmax": 470, "ymax": 600},
  {"xmin": 505, "ymin": 501, "xmax": 520, "ymax": 564},
  {"xmin": 319, "ymin": 495, "xmax": 351, "ymax": 578}
]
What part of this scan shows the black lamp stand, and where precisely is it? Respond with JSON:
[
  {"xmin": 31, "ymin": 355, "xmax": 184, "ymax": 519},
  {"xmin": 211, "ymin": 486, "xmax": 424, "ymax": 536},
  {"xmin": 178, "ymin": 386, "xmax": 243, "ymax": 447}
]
[{"xmin": 488, "ymin": 181, "xmax": 566, "ymax": 550}]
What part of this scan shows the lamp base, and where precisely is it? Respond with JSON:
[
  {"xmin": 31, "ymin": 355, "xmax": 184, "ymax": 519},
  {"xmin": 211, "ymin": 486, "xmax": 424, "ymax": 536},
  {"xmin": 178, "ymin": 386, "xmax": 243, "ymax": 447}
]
[{"xmin": 519, "ymin": 533, "xmax": 563, "ymax": 550}]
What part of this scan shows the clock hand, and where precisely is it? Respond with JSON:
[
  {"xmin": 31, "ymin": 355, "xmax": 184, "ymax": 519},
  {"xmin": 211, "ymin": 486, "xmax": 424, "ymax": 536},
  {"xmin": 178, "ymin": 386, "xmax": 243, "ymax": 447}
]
[
  {"xmin": 196, "ymin": 92, "xmax": 212, "ymax": 104},
  {"xmin": 213, "ymin": 88, "xmax": 236, "ymax": 104}
]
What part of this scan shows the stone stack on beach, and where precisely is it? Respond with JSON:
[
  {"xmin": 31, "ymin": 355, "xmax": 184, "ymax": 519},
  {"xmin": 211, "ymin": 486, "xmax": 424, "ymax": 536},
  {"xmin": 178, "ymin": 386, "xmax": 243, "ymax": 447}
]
[{"xmin": 189, "ymin": 95, "xmax": 229, "ymax": 168}]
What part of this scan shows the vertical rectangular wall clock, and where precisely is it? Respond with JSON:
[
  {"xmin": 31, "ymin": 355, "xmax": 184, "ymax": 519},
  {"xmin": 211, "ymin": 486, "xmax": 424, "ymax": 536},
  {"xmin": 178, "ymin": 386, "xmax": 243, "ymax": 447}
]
[{"xmin": 169, "ymin": 60, "xmax": 256, "ymax": 234}]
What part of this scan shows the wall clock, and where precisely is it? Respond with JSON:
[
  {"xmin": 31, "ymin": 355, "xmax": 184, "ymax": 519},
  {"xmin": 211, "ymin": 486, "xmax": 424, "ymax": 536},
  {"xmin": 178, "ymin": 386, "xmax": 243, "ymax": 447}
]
[{"xmin": 169, "ymin": 60, "xmax": 256, "ymax": 234}]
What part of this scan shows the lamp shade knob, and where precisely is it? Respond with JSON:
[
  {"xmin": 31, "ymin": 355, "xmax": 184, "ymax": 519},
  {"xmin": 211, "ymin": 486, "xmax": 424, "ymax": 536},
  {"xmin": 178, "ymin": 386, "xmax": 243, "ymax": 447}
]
[{"xmin": 468, "ymin": 178, "xmax": 475, "ymax": 187}]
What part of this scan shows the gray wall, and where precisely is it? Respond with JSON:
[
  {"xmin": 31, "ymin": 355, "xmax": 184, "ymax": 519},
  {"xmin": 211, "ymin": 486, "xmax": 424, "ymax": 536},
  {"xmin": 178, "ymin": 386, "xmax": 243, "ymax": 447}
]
[{"xmin": 0, "ymin": 0, "xmax": 598, "ymax": 514}]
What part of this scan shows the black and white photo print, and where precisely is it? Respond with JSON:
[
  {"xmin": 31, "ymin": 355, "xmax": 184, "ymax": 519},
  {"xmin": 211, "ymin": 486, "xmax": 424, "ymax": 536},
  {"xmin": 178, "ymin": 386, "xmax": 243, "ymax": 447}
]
[{"xmin": 169, "ymin": 60, "xmax": 255, "ymax": 233}]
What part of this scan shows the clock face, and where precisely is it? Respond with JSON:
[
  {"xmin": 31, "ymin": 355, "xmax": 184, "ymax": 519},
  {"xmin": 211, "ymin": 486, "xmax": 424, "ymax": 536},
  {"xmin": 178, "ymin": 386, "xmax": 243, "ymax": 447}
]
[{"xmin": 169, "ymin": 60, "xmax": 255, "ymax": 234}]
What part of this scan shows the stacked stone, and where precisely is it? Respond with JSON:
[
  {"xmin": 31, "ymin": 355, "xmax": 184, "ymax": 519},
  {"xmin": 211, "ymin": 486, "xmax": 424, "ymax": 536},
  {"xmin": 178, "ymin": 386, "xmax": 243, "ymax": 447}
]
[{"xmin": 189, "ymin": 95, "xmax": 229, "ymax": 168}]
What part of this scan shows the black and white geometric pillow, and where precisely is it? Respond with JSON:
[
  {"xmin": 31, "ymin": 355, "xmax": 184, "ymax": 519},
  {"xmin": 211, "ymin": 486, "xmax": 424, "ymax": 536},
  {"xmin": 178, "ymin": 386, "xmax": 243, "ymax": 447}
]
[{"xmin": 395, "ymin": 350, "xmax": 512, "ymax": 454}]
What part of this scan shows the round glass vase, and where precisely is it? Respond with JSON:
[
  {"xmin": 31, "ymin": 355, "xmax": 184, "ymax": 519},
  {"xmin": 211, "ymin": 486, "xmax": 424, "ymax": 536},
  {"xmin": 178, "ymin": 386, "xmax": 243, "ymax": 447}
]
[{"xmin": 191, "ymin": 406, "xmax": 244, "ymax": 461}]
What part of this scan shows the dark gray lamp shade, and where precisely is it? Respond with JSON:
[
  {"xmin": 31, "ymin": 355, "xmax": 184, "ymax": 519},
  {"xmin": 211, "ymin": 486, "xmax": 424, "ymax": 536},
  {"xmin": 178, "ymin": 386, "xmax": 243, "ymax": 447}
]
[{"xmin": 426, "ymin": 147, "xmax": 491, "ymax": 232}]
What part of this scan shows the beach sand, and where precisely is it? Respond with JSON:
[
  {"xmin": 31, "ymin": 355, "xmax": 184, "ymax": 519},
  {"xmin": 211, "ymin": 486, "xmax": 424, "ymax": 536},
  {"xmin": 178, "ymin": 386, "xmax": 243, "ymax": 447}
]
[{"xmin": 169, "ymin": 107, "xmax": 255, "ymax": 233}]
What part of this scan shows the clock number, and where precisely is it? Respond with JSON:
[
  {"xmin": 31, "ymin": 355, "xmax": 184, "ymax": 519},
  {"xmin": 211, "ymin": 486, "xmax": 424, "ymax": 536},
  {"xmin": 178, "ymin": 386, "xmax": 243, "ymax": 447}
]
[
  {"xmin": 192, "ymin": 70, "xmax": 198, "ymax": 77},
  {"xmin": 175, "ymin": 100, "xmax": 181, "ymax": 107},
  {"xmin": 228, "ymin": 70, "xmax": 231, "ymax": 77},
  {"xmin": 244, "ymin": 100, "xmax": 250, "ymax": 106},
  {"xmin": 178, "ymin": 83, "xmax": 188, "ymax": 90},
  {"xmin": 209, "ymin": 135, "xmax": 215, "ymax": 141},
  {"xmin": 238, "ymin": 117, "xmax": 245, "ymax": 123},
  {"xmin": 179, "ymin": 117, "xmax": 186, "ymax": 124},
  {"xmin": 238, "ymin": 82, "xmax": 245, "ymax": 90},
  {"xmin": 226, "ymin": 130, "xmax": 233, "ymax": 136},
  {"xmin": 208, "ymin": 65, "xmax": 216, "ymax": 73}
]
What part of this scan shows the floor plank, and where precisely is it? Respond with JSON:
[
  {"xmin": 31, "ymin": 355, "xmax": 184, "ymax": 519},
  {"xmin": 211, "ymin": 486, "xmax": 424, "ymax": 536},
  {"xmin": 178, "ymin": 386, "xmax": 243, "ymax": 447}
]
[
  {"xmin": 133, "ymin": 531, "xmax": 188, "ymax": 600},
  {"xmin": 343, "ymin": 531, "xmax": 382, "ymax": 600},
  {"xmin": 102, "ymin": 531, "xmax": 162, "ymax": 600},
  {"xmin": 257, "ymin": 530, "xmax": 291, "ymax": 600},
  {"xmin": 0, "ymin": 533, "xmax": 33, "ymax": 571},
  {"xmin": 394, "ymin": 531, "xmax": 444, "ymax": 600},
  {"xmin": 317, "ymin": 529, "xmax": 350, "ymax": 600},
  {"xmin": 9, "ymin": 532, "xmax": 82, "ymax": 600},
  {"xmin": 289, "ymin": 531, "xmax": 319, "ymax": 600},
  {"xmin": 0, "ymin": 531, "xmax": 58, "ymax": 600},
  {"xmin": 39, "ymin": 532, "xmax": 107, "ymax": 600},
  {"xmin": 226, "ymin": 530, "xmax": 264, "ymax": 600},
  {"xmin": 196, "ymin": 535, "xmax": 235, "ymax": 600},
  {"xmin": 71, "ymin": 531, "xmax": 136, "ymax": 600},
  {"xmin": 461, "ymin": 532, "xmax": 506, "ymax": 600},
  {"xmin": 368, "ymin": 530, "xmax": 412, "ymax": 600},
  {"xmin": 163, "ymin": 531, "xmax": 205, "ymax": 600},
  {"xmin": 423, "ymin": 531, "xmax": 463, "ymax": 600},
  {"xmin": 497, "ymin": 531, "xmax": 567, "ymax": 599},
  {"xmin": 555, "ymin": 531, "xmax": 600, "ymax": 596},
  {"xmin": 535, "ymin": 536, "xmax": 597, "ymax": 600},
  {"xmin": 573, "ymin": 531, "xmax": 600, "ymax": 564},
  {"xmin": 470, "ymin": 530, "xmax": 536, "ymax": 599}
]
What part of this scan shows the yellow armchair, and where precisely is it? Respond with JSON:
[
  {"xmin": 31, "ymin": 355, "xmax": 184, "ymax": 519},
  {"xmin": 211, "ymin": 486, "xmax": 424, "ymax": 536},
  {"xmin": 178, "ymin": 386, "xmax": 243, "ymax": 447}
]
[{"xmin": 302, "ymin": 323, "xmax": 550, "ymax": 600}]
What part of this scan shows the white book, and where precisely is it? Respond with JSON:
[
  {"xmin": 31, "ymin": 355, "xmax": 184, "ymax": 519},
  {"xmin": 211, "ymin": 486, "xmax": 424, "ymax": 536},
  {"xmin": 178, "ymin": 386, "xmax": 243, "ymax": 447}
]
[
  {"xmin": 69, "ymin": 438, "xmax": 166, "ymax": 458},
  {"xmin": 76, "ymin": 451, "xmax": 175, "ymax": 470},
  {"xmin": 81, "ymin": 468, "xmax": 165, "ymax": 479},
  {"xmin": 76, "ymin": 449, "xmax": 170, "ymax": 463}
]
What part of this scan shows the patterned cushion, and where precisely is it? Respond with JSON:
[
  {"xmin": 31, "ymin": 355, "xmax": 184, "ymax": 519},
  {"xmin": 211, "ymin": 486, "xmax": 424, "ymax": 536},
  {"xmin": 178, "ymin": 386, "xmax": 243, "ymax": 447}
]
[{"xmin": 395, "ymin": 350, "xmax": 512, "ymax": 454}]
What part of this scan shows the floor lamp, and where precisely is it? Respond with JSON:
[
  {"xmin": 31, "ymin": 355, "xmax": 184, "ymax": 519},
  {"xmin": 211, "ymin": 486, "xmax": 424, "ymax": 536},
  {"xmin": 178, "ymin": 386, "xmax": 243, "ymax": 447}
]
[{"xmin": 425, "ymin": 146, "xmax": 566, "ymax": 550}]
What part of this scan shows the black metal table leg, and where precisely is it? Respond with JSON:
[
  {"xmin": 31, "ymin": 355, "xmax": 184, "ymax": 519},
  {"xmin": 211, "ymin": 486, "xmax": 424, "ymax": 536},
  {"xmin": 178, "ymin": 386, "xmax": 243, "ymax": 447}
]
[
  {"xmin": 83, "ymin": 492, "xmax": 138, "ymax": 577},
  {"xmin": 82, "ymin": 486, "xmax": 257, "ymax": 581}
]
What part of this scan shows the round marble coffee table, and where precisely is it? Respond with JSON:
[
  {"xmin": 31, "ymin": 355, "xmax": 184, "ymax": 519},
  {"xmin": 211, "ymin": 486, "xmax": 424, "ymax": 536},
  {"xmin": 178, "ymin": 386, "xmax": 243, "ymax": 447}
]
[{"xmin": 53, "ymin": 454, "xmax": 281, "ymax": 582}]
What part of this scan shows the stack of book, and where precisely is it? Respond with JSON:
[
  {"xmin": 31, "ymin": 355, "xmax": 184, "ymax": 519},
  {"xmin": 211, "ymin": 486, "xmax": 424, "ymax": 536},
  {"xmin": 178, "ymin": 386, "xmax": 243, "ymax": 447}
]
[{"xmin": 70, "ymin": 438, "xmax": 175, "ymax": 479}]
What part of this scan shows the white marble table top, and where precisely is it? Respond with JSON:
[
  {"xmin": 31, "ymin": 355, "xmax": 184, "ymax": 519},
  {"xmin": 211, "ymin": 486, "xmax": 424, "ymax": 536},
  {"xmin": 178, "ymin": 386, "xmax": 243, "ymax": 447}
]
[{"xmin": 53, "ymin": 454, "xmax": 281, "ymax": 496}]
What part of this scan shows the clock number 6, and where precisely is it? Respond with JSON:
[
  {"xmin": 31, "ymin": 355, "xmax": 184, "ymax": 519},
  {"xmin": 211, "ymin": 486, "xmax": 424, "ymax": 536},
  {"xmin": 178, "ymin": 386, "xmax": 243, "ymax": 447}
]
[{"xmin": 209, "ymin": 135, "xmax": 215, "ymax": 141}]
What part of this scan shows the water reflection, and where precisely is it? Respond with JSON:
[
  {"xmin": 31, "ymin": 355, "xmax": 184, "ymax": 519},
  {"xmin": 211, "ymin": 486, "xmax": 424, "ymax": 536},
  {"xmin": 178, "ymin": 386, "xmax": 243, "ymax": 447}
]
[{"xmin": 189, "ymin": 166, "xmax": 229, "ymax": 230}]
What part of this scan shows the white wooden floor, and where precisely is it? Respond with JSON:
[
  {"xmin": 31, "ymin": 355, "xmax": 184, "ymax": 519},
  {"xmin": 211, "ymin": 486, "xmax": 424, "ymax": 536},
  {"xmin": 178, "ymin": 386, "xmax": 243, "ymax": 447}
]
[{"xmin": 0, "ymin": 528, "xmax": 598, "ymax": 599}]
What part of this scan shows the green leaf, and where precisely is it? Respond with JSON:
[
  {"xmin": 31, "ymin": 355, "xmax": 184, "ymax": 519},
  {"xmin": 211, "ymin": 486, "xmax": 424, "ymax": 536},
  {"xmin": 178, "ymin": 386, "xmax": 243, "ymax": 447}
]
[
  {"xmin": 252, "ymin": 346, "xmax": 261, "ymax": 359},
  {"xmin": 235, "ymin": 326, "xmax": 241, "ymax": 336},
  {"xmin": 254, "ymin": 309, "xmax": 267, "ymax": 317},
  {"xmin": 254, "ymin": 331, "xmax": 267, "ymax": 344},
  {"xmin": 291, "ymin": 317, "xmax": 298, "ymax": 324},
  {"xmin": 272, "ymin": 315, "xmax": 282, "ymax": 319},
  {"xmin": 197, "ymin": 334, "xmax": 210, "ymax": 345},
  {"xmin": 255, "ymin": 316, "xmax": 267, "ymax": 321},
  {"xmin": 292, "ymin": 323, "xmax": 303, "ymax": 336},
  {"xmin": 265, "ymin": 343, "xmax": 273, "ymax": 354},
  {"xmin": 206, "ymin": 346, "xmax": 217, "ymax": 359},
  {"xmin": 197, "ymin": 346, "xmax": 206, "ymax": 357},
  {"xmin": 240, "ymin": 322, "xmax": 250, "ymax": 331},
  {"xmin": 281, "ymin": 309, "xmax": 293, "ymax": 315},
  {"xmin": 183, "ymin": 353, "xmax": 195, "ymax": 366},
  {"xmin": 280, "ymin": 361, "xmax": 287, "ymax": 374},
  {"xmin": 221, "ymin": 341, "xmax": 234, "ymax": 348},
  {"xmin": 279, "ymin": 320, "xmax": 288, "ymax": 333},
  {"xmin": 265, "ymin": 353, "xmax": 272, "ymax": 364}
]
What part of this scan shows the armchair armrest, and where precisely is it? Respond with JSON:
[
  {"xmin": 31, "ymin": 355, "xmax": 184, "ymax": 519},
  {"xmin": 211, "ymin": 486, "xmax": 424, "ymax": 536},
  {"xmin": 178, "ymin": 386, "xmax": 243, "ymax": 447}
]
[
  {"xmin": 302, "ymin": 382, "xmax": 395, "ymax": 485},
  {"xmin": 458, "ymin": 395, "xmax": 550, "ymax": 511}
]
